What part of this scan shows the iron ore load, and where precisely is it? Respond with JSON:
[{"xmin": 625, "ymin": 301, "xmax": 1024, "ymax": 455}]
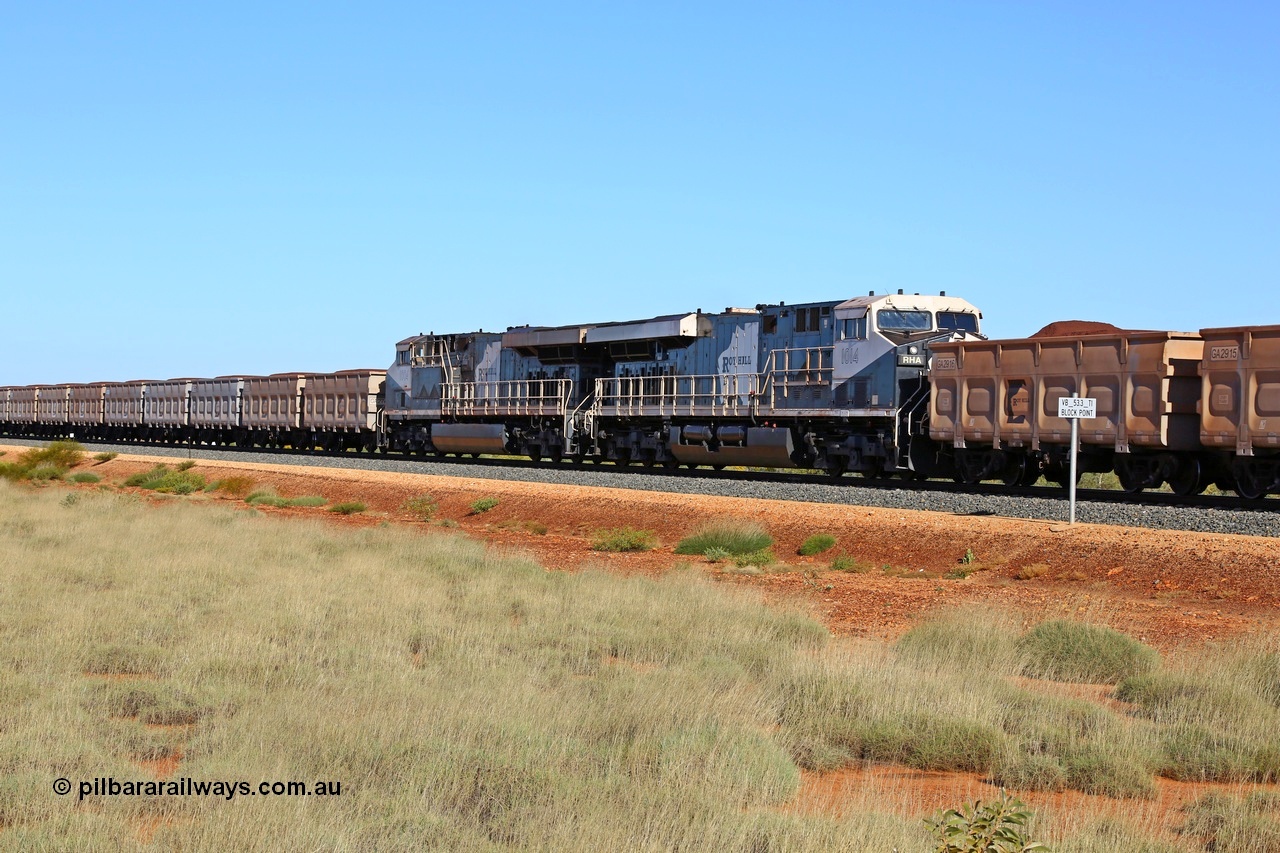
[{"xmin": 0, "ymin": 296, "xmax": 1277, "ymax": 499}]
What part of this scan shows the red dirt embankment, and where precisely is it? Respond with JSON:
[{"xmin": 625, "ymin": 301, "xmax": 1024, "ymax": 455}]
[{"xmin": 28, "ymin": 445, "xmax": 1277, "ymax": 651}]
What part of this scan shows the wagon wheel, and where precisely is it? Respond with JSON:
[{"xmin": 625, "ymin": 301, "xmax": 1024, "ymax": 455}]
[
  {"xmin": 1168, "ymin": 458, "xmax": 1206, "ymax": 497},
  {"xmin": 1115, "ymin": 459, "xmax": 1146, "ymax": 494},
  {"xmin": 1234, "ymin": 467, "xmax": 1267, "ymax": 500},
  {"xmin": 1001, "ymin": 456, "xmax": 1029, "ymax": 488}
]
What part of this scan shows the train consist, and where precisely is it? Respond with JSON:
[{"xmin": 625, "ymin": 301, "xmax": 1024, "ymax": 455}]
[{"xmin": 1, "ymin": 293, "xmax": 1277, "ymax": 499}]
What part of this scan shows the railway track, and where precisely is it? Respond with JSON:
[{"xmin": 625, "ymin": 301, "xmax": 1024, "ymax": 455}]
[{"xmin": 4, "ymin": 436, "xmax": 1276, "ymax": 538}]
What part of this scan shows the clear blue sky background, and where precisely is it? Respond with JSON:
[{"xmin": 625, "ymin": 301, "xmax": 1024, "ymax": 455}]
[{"xmin": 2, "ymin": 3, "xmax": 1276, "ymax": 384}]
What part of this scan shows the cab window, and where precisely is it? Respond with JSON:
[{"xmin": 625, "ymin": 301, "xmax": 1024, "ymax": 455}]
[
  {"xmin": 938, "ymin": 311, "xmax": 979, "ymax": 333},
  {"xmin": 877, "ymin": 310, "xmax": 932, "ymax": 331},
  {"xmin": 839, "ymin": 317, "xmax": 867, "ymax": 340}
]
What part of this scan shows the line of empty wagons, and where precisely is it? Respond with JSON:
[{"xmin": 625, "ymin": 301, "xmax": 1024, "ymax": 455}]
[{"xmin": 0, "ymin": 371, "xmax": 385, "ymax": 451}]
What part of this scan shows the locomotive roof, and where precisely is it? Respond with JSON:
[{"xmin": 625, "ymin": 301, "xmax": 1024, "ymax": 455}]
[{"xmin": 834, "ymin": 292, "xmax": 981, "ymax": 314}]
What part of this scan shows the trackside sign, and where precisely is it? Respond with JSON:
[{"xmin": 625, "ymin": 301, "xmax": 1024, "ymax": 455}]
[{"xmin": 1057, "ymin": 397, "xmax": 1097, "ymax": 419}]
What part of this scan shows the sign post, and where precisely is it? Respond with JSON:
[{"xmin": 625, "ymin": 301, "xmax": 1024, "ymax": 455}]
[{"xmin": 1057, "ymin": 396, "xmax": 1097, "ymax": 525}]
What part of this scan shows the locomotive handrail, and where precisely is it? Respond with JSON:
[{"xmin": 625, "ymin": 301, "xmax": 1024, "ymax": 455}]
[
  {"xmin": 762, "ymin": 346, "xmax": 834, "ymax": 409},
  {"xmin": 592, "ymin": 373, "xmax": 757, "ymax": 418},
  {"xmin": 441, "ymin": 378, "xmax": 573, "ymax": 417}
]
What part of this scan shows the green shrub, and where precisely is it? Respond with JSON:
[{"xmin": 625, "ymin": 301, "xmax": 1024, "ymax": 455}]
[
  {"xmin": 798, "ymin": 534, "xmax": 837, "ymax": 556},
  {"xmin": 592, "ymin": 527, "xmax": 657, "ymax": 552},
  {"xmin": 176, "ymin": 459, "xmax": 197, "ymax": 471},
  {"xmin": 92, "ymin": 451, "xmax": 118, "ymax": 464},
  {"xmin": 925, "ymin": 789, "xmax": 1047, "ymax": 852},
  {"xmin": 470, "ymin": 497, "xmax": 500, "ymax": 514},
  {"xmin": 329, "ymin": 501, "xmax": 366, "ymax": 515},
  {"xmin": 674, "ymin": 520, "xmax": 773, "ymax": 556},
  {"xmin": 20, "ymin": 440, "xmax": 85, "ymax": 470},
  {"xmin": 829, "ymin": 554, "xmax": 870, "ymax": 572},
  {"xmin": 26, "ymin": 464, "xmax": 65, "ymax": 481},
  {"xmin": 402, "ymin": 495, "xmax": 439, "ymax": 520},
  {"xmin": 733, "ymin": 549, "xmax": 775, "ymax": 568},
  {"xmin": 124, "ymin": 464, "xmax": 169, "ymax": 487},
  {"xmin": 0, "ymin": 462, "xmax": 27, "ymax": 481},
  {"xmin": 68, "ymin": 472, "xmax": 101, "ymax": 484},
  {"xmin": 703, "ymin": 547, "xmax": 731, "ymax": 563},
  {"xmin": 124, "ymin": 464, "xmax": 206, "ymax": 494},
  {"xmin": 1017, "ymin": 620, "xmax": 1160, "ymax": 683},
  {"xmin": 212, "ymin": 476, "xmax": 255, "ymax": 497}
]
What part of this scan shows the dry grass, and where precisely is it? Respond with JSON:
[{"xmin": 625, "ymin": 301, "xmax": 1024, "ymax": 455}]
[{"xmin": 1, "ymin": 480, "xmax": 1274, "ymax": 850}]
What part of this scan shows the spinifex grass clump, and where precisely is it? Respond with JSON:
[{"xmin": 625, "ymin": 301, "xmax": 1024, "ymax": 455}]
[
  {"xmin": 211, "ymin": 475, "xmax": 255, "ymax": 497},
  {"xmin": 674, "ymin": 520, "xmax": 773, "ymax": 557},
  {"xmin": 21, "ymin": 440, "xmax": 86, "ymax": 471},
  {"xmin": 0, "ymin": 440, "xmax": 87, "ymax": 481},
  {"xmin": 1017, "ymin": 620, "xmax": 1160, "ymax": 683},
  {"xmin": 328, "ymin": 501, "xmax": 366, "ymax": 515},
  {"xmin": 402, "ymin": 495, "xmax": 439, "ymax": 520},
  {"xmin": 1115, "ymin": 644, "xmax": 1280, "ymax": 783},
  {"xmin": 245, "ymin": 490, "xmax": 328, "ymax": 508},
  {"xmin": 123, "ymin": 464, "xmax": 206, "ymax": 495},
  {"xmin": 591, "ymin": 527, "xmax": 657, "ymax": 552},
  {"xmin": 470, "ymin": 496, "xmax": 500, "ymax": 514},
  {"xmin": 1181, "ymin": 791, "xmax": 1280, "ymax": 850},
  {"xmin": 797, "ymin": 534, "xmax": 836, "ymax": 556}
]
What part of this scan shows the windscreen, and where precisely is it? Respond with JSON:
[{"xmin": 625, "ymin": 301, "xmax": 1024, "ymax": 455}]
[
  {"xmin": 876, "ymin": 309, "xmax": 932, "ymax": 332},
  {"xmin": 937, "ymin": 311, "xmax": 979, "ymax": 333}
]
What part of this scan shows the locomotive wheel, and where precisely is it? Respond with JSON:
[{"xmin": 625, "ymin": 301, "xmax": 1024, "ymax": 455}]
[{"xmin": 1168, "ymin": 459, "xmax": 1205, "ymax": 497}]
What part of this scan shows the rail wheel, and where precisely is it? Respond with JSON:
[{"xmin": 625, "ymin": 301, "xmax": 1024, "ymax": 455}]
[
  {"xmin": 1234, "ymin": 467, "xmax": 1267, "ymax": 500},
  {"xmin": 1001, "ymin": 456, "xmax": 1030, "ymax": 487},
  {"xmin": 1168, "ymin": 458, "xmax": 1206, "ymax": 497},
  {"xmin": 1115, "ymin": 459, "xmax": 1146, "ymax": 494}
]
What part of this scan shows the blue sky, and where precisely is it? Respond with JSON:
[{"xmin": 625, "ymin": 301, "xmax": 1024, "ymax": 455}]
[{"xmin": 2, "ymin": 3, "xmax": 1276, "ymax": 384}]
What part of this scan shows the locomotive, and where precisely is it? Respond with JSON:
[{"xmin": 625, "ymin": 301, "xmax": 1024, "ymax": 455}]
[
  {"xmin": 1, "ymin": 292, "xmax": 1277, "ymax": 499},
  {"xmin": 382, "ymin": 291, "xmax": 983, "ymax": 476}
]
